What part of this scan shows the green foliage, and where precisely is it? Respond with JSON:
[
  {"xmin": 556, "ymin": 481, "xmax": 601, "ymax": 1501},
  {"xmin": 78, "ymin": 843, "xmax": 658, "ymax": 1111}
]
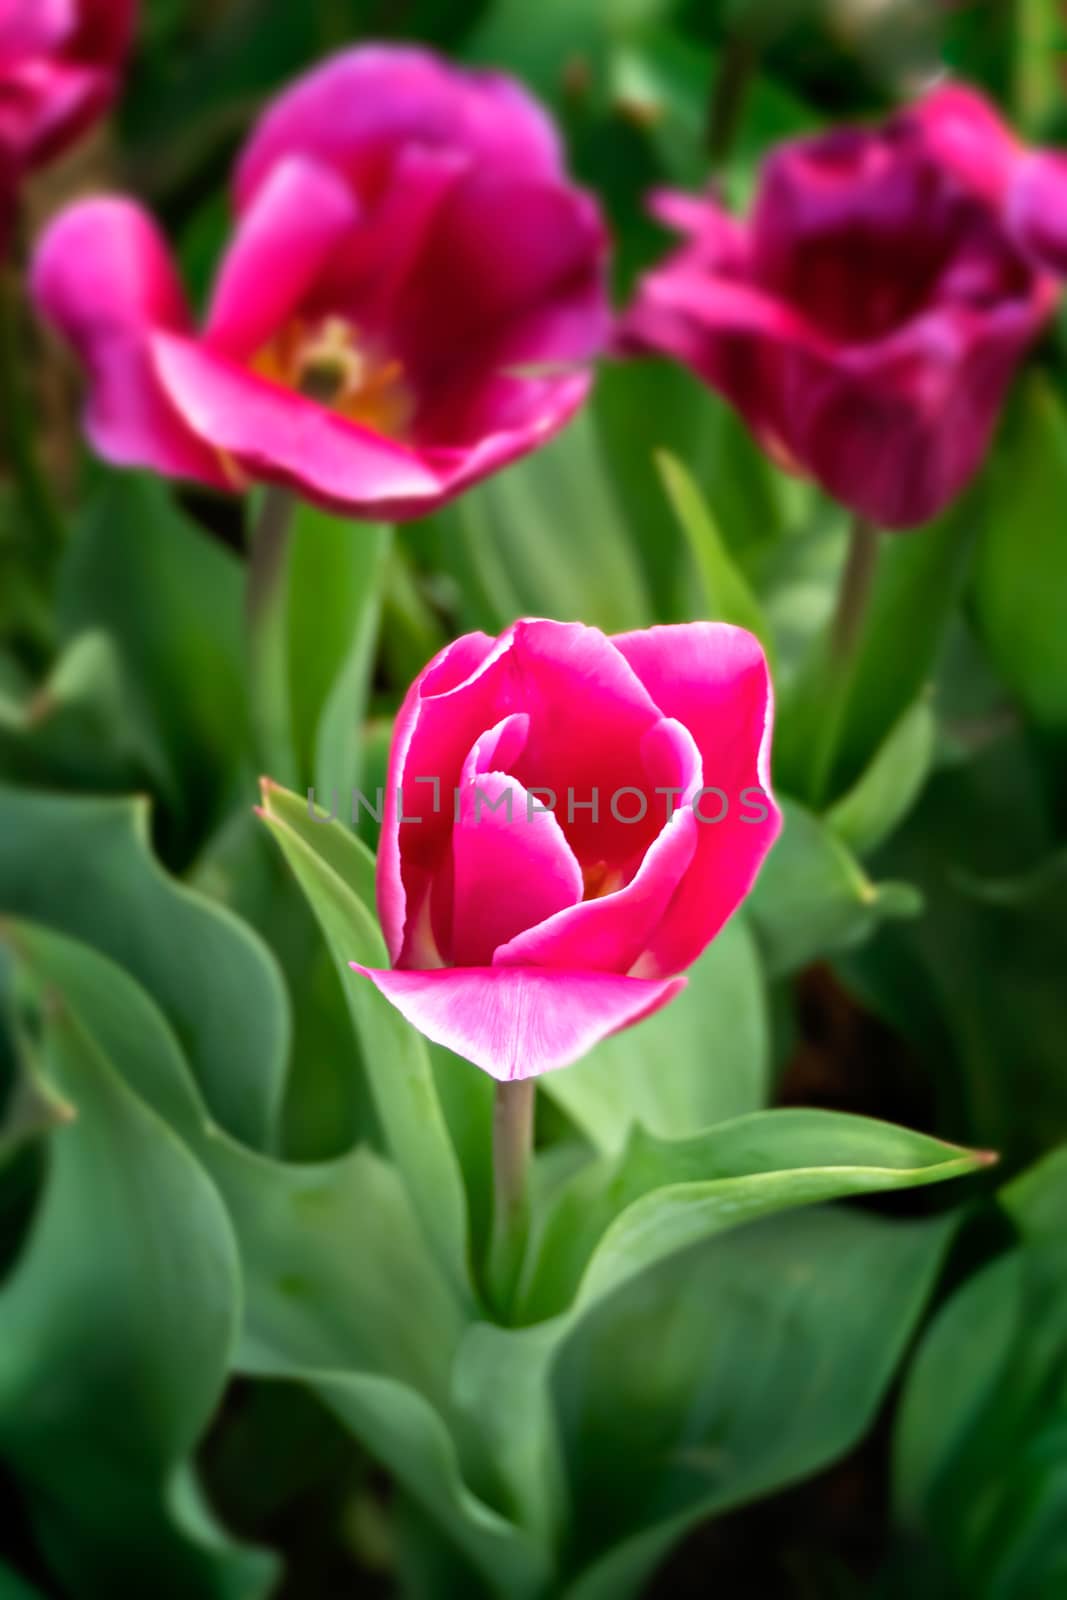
[
  {"xmin": 892, "ymin": 1153, "xmax": 1067, "ymax": 1598},
  {"xmin": 2, "ymin": 0, "xmax": 1066, "ymax": 1593}
]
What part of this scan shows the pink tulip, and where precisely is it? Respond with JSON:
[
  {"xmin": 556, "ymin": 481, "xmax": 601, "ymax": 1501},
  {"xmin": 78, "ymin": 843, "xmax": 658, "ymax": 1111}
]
[
  {"xmin": 0, "ymin": 0, "xmax": 136, "ymax": 169},
  {"xmin": 351, "ymin": 618, "xmax": 780, "ymax": 1081},
  {"xmin": 31, "ymin": 45, "xmax": 609, "ymax": 519},
  {"xmin": 620, "ymin": 85, "xmax": 1058, "ymax": 529}
]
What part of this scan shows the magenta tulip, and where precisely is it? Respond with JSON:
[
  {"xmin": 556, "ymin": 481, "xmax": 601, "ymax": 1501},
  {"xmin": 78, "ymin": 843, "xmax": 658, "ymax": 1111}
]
[
  {"xmin": 620, "ymin": 86, "xmax": 1058, "ymax": 529},
  {"xmin": 907, "ymin": 84, "xmax": 1067, "ymax": 279},
  {"xmin": 0, "ymin": 0, "xmax": 136, "ymax": 169},
  {"xmin": 351, "ymin": 618, "xmax": 780, "ymax": 1081},
  {"xmin": 31, "ymin": 45, "xmax": 609, "ymax": 519}
]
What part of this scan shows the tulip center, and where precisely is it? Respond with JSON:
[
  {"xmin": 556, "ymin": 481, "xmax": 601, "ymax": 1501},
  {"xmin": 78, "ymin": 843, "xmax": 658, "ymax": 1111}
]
[
  {"xmin": 581, "ymin": 861, "xmax": 625, "ymax": 901},
  {"xmin": 253, "ymin": 315, "xmax": 415, "ymax": 438}
]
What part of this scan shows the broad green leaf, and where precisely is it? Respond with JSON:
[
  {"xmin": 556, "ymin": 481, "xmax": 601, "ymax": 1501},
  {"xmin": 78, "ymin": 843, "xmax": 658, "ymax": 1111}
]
[
  {"xmin": 6, "ymin": 919, "xmax": 546, "ymax": 1599},
  {"xmin": 450, "ymin": 411, "xmax": 650, "ymax": 633},
  {"xmin": 190, "ymin": 804, "xmax": 377, "ymax": 1162},
  {"xmin": 59, "ymin": 474, "xmax": 248, "ymax": 847},
  {"xmin": 826, "ymin": 693, "xmax": 937, "ymax": 856},
  {"xmin": 1002, "ymin": 1146, "xmax": 1067, "ymax": 1242},
  {"xmin": 285, "ymin": 502, "xmax": 391, "ymax": 798},
  {"xmin": 450, "ymin": 1112, "xmax": 982, "ymax": 1568},
  {"xmin": 543, "ymin": 917, "xmax": 769, "ymax": 1152},
  {"xmin": 747, "ymin": 798, "xmax": 922, "ymax": 975},
  {"xmin": 590, "ymin": 362, "xmax": 723, "ymax": 620},
  {"xmin": 520, "ymin": 1107, "xmax": 990, "ymax": 1323},
  {"xmin": 776, "ymin": 500, "xmax": 973, "ymax": 805},
  {"xmin": 0, "ymin": 981, "xmax": 273, "ymax": 1600},
  {"xmin": 893, "ymin": 1154, "xmax": 1067, "ymax": 1598},
  {"xmin": 257, "ymin": 783, "xmax": 471, "ymax": 1294},
  {"xmin": 839, "ymin": 731, "xmax": 1067, "ymax": 1164},
  {"xmin": 654, "ymin": 451, "xmax": 774, "ymax": 659},
  {"xmin": 0, "ymin": 631, "xmax": 163, "ymax": 793},
  {"xmin": 310, "ymin": 1371, "xmax": 550, "ymax": 1600},
  {"xmin": 971, "ymin": 376, "xmax": 1067, "ymax": 735},
  {"xmin": 0, "ymin": 786, "xmax": 288, "ymax": 1149},
  {"xmin": 0, "ymin": 1565, "xmax": 45, "ymax": 1600},
  {"xmin": 468, "ymin": 0, "xmax": 672, "ymax": 95},
  {"xmin": 557, "ymin": 1207, "xmax": 957, "ymax": 1600}
]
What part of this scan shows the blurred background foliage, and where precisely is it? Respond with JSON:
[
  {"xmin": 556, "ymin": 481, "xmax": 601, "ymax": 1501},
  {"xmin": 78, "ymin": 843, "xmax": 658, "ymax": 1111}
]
[{"xmin": 3, "ymin": 0, "xmax": 1067, "ymax": 1597}]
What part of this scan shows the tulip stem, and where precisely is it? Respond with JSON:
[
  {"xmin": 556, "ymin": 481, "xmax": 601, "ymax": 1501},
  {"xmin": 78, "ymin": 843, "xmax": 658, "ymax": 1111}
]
[
  {"xmin": 810, "ymin": 515, "xmax": 881, "ymax": 808},
  {"xmin": 707, "ymin": 28, "xmax": 759, "ymax": 171},
  {"xmin": 246, "ymin": 486, "xmax": 298, "ymax": 786},
  {"xmin": 488, "ymin": 1078, "xmax": 535, "ymax": 1317}
]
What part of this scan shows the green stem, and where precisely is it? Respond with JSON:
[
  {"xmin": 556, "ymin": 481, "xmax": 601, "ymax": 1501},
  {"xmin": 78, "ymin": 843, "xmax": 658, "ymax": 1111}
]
[
  {"xmin": 487, "ymin": 1078, "xmax": 535, "ymax": 1317},
  {"xmin": 246, "ymin": 487, "xmax": 297, "ymax": 785},
  {"xmin": 0, "ymin": 269, "xmax": 66, "ymax": 571},
  {"xmin": 706, "ymin": 27, "xmax": 759, "ymax": 171},
  {"xmin": 809, "ymin": 515, "xmax": 881, "ymax": 809}
]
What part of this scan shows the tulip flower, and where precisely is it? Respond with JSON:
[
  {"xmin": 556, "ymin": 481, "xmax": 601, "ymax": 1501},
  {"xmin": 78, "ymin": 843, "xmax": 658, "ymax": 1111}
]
[
  {"xmin": 906, "ymin": 83, "xmax": 1067, "ymax": 280},
  {"xmin": 351, "ymin": 617, "xmax": 780, "ymax": 1082},
  {"xmin": 31, "ymin": 45, "xmax": 609, "ymax": 519},
  {"xmin": 0, "ymin": 0, "xmax": 136, "ymax": 170},
  {"xmin": 620, "ymin": 86, "xmax": 1058, "ymax": 530}
]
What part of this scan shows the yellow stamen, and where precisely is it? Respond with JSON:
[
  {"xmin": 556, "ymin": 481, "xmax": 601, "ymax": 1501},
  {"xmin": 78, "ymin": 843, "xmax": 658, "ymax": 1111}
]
[
  {"xmin": 251, "ymin": 315, "xmax": 415, "ymax": 439},
  {"xmin": 582, "ymin": 861, "xmax": 624, "ymax": 901}
]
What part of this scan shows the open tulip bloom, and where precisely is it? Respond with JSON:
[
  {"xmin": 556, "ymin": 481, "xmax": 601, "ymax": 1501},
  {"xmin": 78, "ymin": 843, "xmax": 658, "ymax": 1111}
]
[
  {"xmin": 621, "ymin": 84, "xmax": 1060, "ymax": 530},
  {"xmin": 351, "ymin": 618, "xmax": 780, "ymax": 1081},
  {"xmin": 0, "ymin": 0, "xmax": 136, "ymax": 170},
  {"xmin": 31, "ymin": 44, "xmax": 609, "ymax": 518}
]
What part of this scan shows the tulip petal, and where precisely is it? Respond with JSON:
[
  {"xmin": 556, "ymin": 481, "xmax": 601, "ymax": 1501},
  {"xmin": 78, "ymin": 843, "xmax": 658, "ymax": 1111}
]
[
  {"xmin": 451, "ymin": 765, "xmax": 583, "ymax": 968},
  {"xmin": 1010, "ymin": 151, "xmax": 1067, "ymax": 276},
  {"xmin": 495, "ymin": 803, "xmax": 700, "ymax": 974},
  {"xmin": 377, "ymin": 631, "xmax": 502, "ymax": 964},
  {"xmin": 31, "ymin": 198, "xmax": 227, "ymax": 485},
  {"xmin": 149, "ymin": 331, "xmax": 444, "ymax": 512},
  {"xmin": 613, "ymin": 624, "xmax": 780, "ymax": 975},
  {"xmin": 204, "ymin": 156, "xmax": 361, "ymax": 360},
  {"xmin": 503, "ymin": 620, "xmax": 671, "ymax": 869},
  {"xmin": 0, "ymin": 0, "xmax": 74, "ymax": 57},
  {"xmin": 905, "ymin": 83, "xmax": 1019, "ymax": 211},
  {"xmin": 234, "ymin": 44, "xmax": 563, "ymax": 208},
  {"xmin": 316, "ymin": 144, "xmax": 469, "ymax": 329},
  {"xmin": 393, "ymin": 175, "xmax": 607, "ymax": 381},
  {"xmin": 493, "ymin": 714, "xmax": 703, "ymax": 973},
  {"xmin": 32, "ymin": 195, "xmax": 188, "ymax": 336},
  {"xmin": 349, "ymin": 964, "xmax": 686, "ymax": 1081}
]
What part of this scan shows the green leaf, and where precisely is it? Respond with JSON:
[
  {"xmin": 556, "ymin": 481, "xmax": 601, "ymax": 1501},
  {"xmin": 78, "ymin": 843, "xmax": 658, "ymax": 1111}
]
[
  {"xmin": 0, "ymin": 786, "xmax": 288, "ymax": 1149},
  {"xmin": 449, "ymin": 1111, "xmax": 982, "ymax": 1570},
  {"xmin": 1002, "ymin": 1146, "xmax": 1067, "ymax": 1242},
  {"xmin": 543, "ymin": 916, "xmax": 769, "ymax": 1153},
  {"xmin": 971, "ymin": 375, "xmax": 1067, "ymax": 736},
  {"xmin": 747, "ymin": 798, "xmax": 922, "ymax": 975},
  {"xmin": 0, "ymin": 630, "xmax": 163, "ymax": 794},
  {"xmin": 257, "ymin": 783, "xmax": 471, "ymax": 1294},
  {"xmin": 449, "ymin": 411, "xmax": 651, "ymax": 633},
  {"xmin": 893, "ymin": 1153, "xmax": 1067, "ymax": 1597},
  {"xmin": 557, "ymin": 1207, "xmax": 958, "ymax": 1600},
  {"xmin": 6, "ymin": 916, "xmax": 547, "ymax": 1599},
  {"xmin": 59, "ymin": 474, "xmax": 248, "ymax": 847},
  {"xmin": 826, "ymin": 692, "xmax": 937, "ymax": 856},
  {"xmin": 0, "ymin": 976, "xmax": 274, "ymax": 1600},
  {"xmin": 285, "ymin": 502, "xmax": 391, "ymax": 798},
  {"xmin": 776, "ymin": 501, "xmax": 973, "ymax": 805},
  {"xmin": 839, "ymin": 733, "xmax": 1067, "ymax": 1164},
  {"xmin": 0, "ymin": 1565, "xmax": 46, "ymax": 1600},
  {"xmin": 520, "ymin": 1107, "xmax": 990, "ymax": 1323},
  {"xmin": 468, "ymin": 0, "xmax": 673, "ymax": 96},
  {"xmin": 654, "ymin": 450, "xmax": 773, "ymax": 659}
]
